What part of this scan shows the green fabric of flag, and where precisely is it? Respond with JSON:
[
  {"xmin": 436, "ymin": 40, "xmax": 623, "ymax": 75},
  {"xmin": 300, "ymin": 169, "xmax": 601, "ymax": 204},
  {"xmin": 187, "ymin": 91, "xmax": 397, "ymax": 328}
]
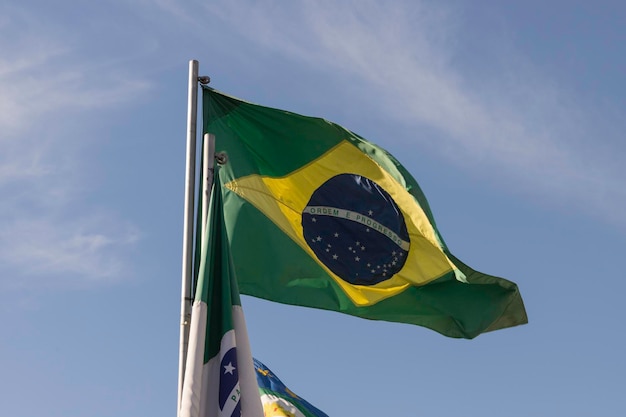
[{"xmin": 202, "ymin": 87, "xmax": 527, "ymax": 339}]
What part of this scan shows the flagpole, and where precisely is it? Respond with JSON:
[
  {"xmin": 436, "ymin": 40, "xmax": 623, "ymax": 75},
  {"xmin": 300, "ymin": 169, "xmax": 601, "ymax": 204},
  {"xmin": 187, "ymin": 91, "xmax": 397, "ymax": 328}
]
[{"xmin": 178, "ymin": 59, "xmax": 200, "ymax": 415}]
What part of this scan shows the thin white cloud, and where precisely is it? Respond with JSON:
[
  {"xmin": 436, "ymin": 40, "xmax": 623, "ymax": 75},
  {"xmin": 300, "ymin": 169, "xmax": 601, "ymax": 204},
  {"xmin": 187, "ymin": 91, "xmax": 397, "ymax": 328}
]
[
  {"xmin": 157, "ymin": 0, "xmax": 626, "ymax": 227},
  {"xmin": 0, "ymin": 8, "xmax": 150, "ymax": 137},
  {"xmin": 0, "ymin": 5, "xmax": 149, "ymax": 288},
  {"xmin": 0, "ymin": 214, "xmax": 140, "ymax": 290},
  {"xmin": 0, "ymin": 7, "xmax": 151, "ymax": 182}
]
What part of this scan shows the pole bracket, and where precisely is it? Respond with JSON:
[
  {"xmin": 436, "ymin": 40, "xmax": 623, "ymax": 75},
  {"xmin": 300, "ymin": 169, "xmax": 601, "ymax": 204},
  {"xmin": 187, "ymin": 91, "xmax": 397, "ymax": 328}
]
[{"xmin": 216, "ymin": 152, "xmax": 228, "ymax": 165}]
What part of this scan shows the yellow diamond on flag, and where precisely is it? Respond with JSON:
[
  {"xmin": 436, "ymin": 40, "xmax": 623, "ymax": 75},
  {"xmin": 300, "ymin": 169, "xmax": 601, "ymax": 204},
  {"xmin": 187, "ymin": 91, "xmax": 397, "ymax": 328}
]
[{"xmin": 225, "ymin": 140, "xmax": 464, "ymax": 306}]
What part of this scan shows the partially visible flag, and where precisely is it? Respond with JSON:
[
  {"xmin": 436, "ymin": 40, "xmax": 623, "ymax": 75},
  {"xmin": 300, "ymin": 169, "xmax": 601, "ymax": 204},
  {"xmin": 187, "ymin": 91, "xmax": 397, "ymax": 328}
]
[
  {"xmin": 254, "ymin": 359, "xmax": 329, "ymax": 417},
  {"xmin": 203, "ymin": 87, "xmax": 527, "ymax": 339},
  {"xmin": 180, "ymin": 170, "xmax": 263, "ymax": 417}
]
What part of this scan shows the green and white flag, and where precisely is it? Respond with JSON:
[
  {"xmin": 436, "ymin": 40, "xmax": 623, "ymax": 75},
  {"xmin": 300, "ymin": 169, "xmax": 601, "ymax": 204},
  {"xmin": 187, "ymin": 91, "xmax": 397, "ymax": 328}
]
[{"xmin": 180, "ymin": 171, "xmax": 263, "ymax": 417}]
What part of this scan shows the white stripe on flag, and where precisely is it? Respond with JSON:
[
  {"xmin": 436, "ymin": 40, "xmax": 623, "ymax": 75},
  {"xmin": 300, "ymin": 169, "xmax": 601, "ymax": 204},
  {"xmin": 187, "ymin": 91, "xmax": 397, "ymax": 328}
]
[{"xmin": 232, "ymin": 305, "xmax": 264, "ymax": 417}]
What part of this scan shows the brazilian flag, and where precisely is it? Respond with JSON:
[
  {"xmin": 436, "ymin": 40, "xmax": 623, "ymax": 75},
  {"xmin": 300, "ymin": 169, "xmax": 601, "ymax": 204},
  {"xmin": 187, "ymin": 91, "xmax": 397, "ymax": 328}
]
[{"xmin": 202, "ymin": 87, "xmax": 527, "ymax": 339}]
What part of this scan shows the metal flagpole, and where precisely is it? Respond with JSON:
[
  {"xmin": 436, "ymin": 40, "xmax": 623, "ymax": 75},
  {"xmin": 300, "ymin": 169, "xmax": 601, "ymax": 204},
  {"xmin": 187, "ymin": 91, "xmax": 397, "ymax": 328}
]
[
  {"xmin": 178, "ymin": 59, "xmax": 211, "ymax": 416},
  {"xmin": 178, "ymin": 59, "xmax": 200, "ymax": 415}
]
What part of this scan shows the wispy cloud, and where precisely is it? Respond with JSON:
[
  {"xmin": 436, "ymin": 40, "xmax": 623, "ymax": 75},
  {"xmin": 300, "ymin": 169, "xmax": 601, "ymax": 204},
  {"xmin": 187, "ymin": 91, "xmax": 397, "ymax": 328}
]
[
  {"xmin": 0, "ymin": 7, "xmax": 151, "ymax": 183},
  {"xmin": 158, "ymin": 0, "xmax": 626, "ymax": 227},
  {"xmin": 0, "ymin": 5, "xmax": 149, "ymax": 289},
  {"xmin": 0, "ymin": 7, "xmax": 151, "ymax": 136},
  {"xmin": 0, "ymin": 214, "xmax": 140, "ymax": 290}
]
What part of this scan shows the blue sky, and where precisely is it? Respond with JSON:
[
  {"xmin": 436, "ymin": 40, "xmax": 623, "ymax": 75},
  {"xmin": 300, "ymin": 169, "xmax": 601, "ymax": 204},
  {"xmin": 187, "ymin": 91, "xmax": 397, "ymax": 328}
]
[{"xmin": 2, "ymin": 1, "xmax": 625, "ymax": 416}]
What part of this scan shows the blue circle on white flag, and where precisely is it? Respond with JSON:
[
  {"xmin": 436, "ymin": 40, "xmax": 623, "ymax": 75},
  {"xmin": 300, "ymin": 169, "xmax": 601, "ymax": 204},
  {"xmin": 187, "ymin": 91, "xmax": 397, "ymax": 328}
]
[{"xmin": 302, "ymin": 174, "xmax": 410, "ymax": 285}]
